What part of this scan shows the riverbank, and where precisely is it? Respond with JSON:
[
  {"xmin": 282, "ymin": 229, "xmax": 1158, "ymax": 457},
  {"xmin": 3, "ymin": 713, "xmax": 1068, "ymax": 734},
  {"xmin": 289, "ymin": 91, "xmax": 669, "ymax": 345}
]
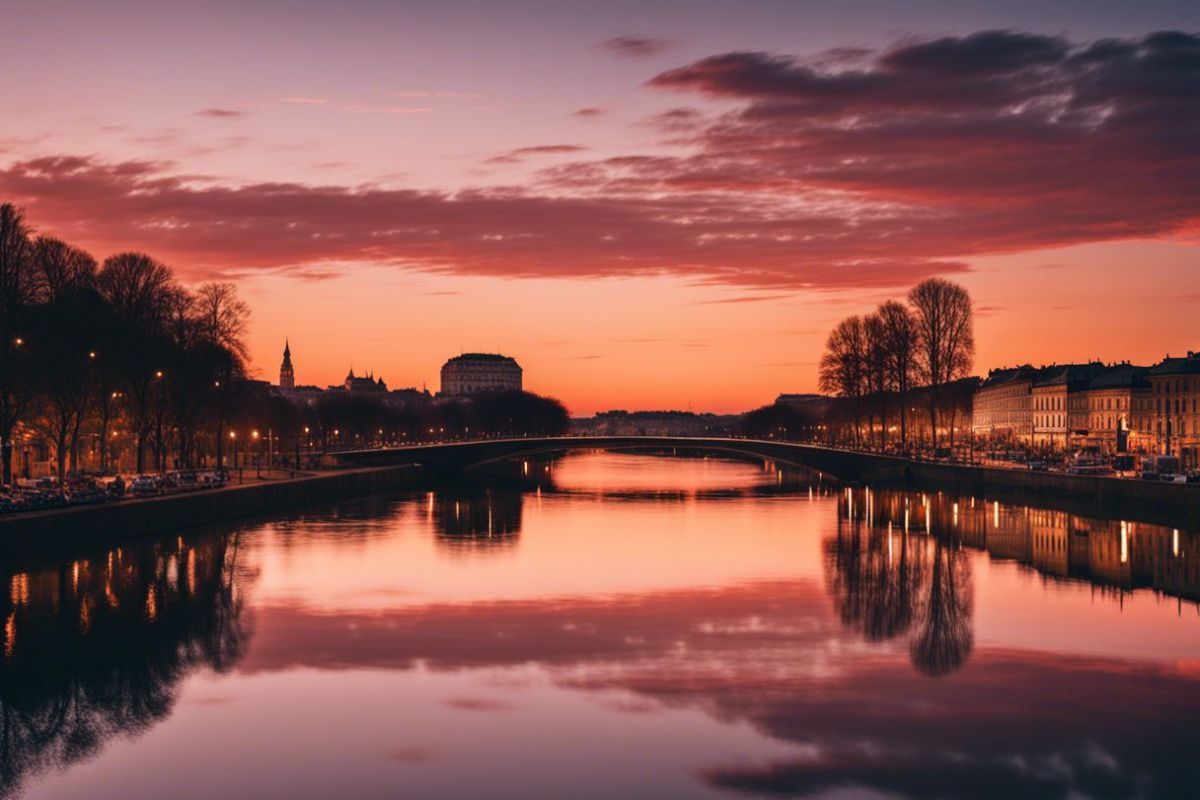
[
  {"xmin": 853, "ymin": 455, "xmax": 1200, "ymax": 529},
  {"xmin": 0, "ymin": 465, "xmax": 421, "ymax": 554}
]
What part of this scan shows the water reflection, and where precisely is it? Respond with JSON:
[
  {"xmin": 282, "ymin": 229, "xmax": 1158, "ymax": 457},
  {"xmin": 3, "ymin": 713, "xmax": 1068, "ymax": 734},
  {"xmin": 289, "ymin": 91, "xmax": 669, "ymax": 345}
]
[
  {"xmin": 826, "ymin": 518, "xmax": 974, "ymax": 676},
  {"xmin": 429, "ymin": 486, "xmax": 524, "ymax": 550},
  {"xmin": 0, "ymin": 532, "xmax": 249, "ymax": 799},
  {"xmin": 837, "ymin": 487, "xmax": 1200, "ymax": 604},
  {"xmin": 5, "ymin": 454, "xmax": 1200, "ymax": 800}
]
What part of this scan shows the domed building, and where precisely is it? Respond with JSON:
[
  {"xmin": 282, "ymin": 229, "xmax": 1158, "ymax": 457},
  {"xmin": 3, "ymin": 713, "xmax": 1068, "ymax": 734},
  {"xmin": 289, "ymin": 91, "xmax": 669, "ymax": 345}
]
[{"xmin": 440, "ymin": 353, "xmax": 522, "ymax": 396}]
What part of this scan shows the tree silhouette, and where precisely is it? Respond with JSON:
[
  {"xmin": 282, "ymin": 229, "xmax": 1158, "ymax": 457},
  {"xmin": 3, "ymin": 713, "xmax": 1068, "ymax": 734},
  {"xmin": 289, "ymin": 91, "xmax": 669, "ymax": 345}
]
[
  {"xmin": 0, "ymin": 531, "xmax": 250, "ymax": 798},
  {"xmin": 909, "ymin": 541, "xmax": 974, "ymax": 677},
  {"xmin": 909, "ymin": 278, "xmax": 975, "ymax": 448}
]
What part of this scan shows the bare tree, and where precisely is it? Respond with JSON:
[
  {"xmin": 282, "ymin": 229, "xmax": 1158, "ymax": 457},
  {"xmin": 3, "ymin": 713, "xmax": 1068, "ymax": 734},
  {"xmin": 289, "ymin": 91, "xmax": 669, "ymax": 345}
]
[
  {"xmin": 30, "ymin": 237, "xmax": 97, "ymax": 303},
  {"xmin": 877, "ymin": 300, "xmax": 918, "ymax": 447},
  {"xmin": 27, "ymin": 291, "xmax": 105, "ymax": 482},
  {"xmin": 863, "ymin": 312, "xmax": 890, "ymax": 450},
  {"xmin": 0, "ymin": 204, "xmax": 35, "ymax": 484},
  {"xmin": 819, "ymin": 316, "xmax": 868, "ymax": 446},
  {"xmin": 97, "ymin": 253, "xmax": 180, "ymax": 473},
  {"xmin": 96, "ymin": 253, "xmax": 175, "ymax": 329},
  {"xmin": 193, "ymin": 282, "xmax": 250, "ymax": 360},
  {"xmin": 908, "ymin": 278, "xmax": 975, "ymax": 448}
]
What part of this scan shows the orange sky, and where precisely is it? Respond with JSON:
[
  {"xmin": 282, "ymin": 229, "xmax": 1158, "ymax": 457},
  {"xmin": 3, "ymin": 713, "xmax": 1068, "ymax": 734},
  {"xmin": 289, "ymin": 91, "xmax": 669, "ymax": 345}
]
[{"xmin": 1, "ymin": 2, "xmax": 1196, "ymax": 415}]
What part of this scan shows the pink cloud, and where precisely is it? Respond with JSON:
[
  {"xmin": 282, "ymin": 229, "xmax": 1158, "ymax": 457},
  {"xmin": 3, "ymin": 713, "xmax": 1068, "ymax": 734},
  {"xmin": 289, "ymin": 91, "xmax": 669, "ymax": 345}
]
[{"xmin": 2, "ymin": 30, "xmax": 1193, "ymax": 291}]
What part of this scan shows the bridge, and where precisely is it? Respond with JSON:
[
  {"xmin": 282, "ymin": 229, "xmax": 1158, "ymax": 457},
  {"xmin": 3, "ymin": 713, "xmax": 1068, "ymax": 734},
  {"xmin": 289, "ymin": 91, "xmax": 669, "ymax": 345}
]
[{"xmin": 330, "ymin": 436, "xmax": 908, "ymax": 481}]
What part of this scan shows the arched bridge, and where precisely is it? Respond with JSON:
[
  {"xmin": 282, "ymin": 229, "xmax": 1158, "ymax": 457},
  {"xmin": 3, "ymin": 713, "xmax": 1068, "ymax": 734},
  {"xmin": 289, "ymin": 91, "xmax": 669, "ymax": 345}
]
[{"xmin": 331, "ymin": 436, "xmax": 909, "ymax": 482}]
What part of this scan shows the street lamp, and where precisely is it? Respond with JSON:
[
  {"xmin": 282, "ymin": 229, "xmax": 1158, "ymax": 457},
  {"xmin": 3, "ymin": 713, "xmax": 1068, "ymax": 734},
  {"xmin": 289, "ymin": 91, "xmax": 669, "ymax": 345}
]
[{"xmin": 252, "ymin": 430, "xmax": 261, "ymax": 478}]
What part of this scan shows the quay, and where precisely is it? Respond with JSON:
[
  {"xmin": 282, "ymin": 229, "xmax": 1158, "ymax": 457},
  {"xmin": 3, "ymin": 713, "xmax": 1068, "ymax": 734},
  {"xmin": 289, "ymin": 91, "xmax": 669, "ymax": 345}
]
[{"xmin": 3, "ymin": 436, "xmax": 1199, "ymax": 554}]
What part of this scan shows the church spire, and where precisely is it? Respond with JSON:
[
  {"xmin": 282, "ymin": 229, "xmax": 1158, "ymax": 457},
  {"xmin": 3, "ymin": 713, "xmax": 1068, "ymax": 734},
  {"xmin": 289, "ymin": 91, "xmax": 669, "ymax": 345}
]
[{"xmin": 279, "ymin": 339, "xmax": 295, "ymax": 390}]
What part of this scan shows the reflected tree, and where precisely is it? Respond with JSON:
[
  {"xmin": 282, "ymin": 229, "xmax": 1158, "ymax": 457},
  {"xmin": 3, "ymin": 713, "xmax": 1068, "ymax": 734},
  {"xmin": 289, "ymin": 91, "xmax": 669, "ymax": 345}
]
[
  {"xmin": 0, "ymin": 531, "xmax": 250, "ymax": 798},
  {"xmin": 910, "ymin": 541, "xmax": 974, "ymax": 677},
  {"xmin": 826, "ymin": 518, "xmax": 972, "ymax": 677},
  {"xmin": 826, "ymin": 518, "xmax": 926, "ymax": 643}
]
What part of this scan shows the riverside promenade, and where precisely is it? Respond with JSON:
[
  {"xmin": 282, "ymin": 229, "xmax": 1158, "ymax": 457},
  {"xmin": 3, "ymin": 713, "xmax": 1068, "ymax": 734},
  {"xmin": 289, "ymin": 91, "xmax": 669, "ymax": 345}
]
[
  {"xmin": 0, "ymin": 465, "xmax": 420, "ymax": 554},
  {"xmin": 4, "ymin": 437, "xmax": 1199, "ymax": 554}
]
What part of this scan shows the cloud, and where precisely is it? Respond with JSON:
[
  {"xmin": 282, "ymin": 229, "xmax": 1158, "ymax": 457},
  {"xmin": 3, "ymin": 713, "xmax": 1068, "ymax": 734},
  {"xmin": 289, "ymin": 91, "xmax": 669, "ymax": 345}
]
[
  {"xmin": 278, "ymin": 97, "xmax": 328, "ymax": 105},
  {"xmin": 384, "ymin": 746, "xmax": 438, "ymax": 763},
  {"xmin": 443, "ymin": 696, "xmax": 515, "ymax": 712},
  {"xmin": 572, "ymin": 107, "xmax": 607, "ymax": 118},
  {"xmin": 485, "ymin": 144, "xmax": 589, "ymax": 164},
  {"xmin": 2, "ymin": 30, "xmax": 1194, "ymax": 291},
  {"xmin": 694, "ymin": 293, "xmax": 789, "ymax": 305},
  {"xmin": 196, "ymin": 108, "xmax": 248, "ymax": 119},
  {"xmin": 599, "ymin": 35, "xmax": 675, "ymax": 58}
]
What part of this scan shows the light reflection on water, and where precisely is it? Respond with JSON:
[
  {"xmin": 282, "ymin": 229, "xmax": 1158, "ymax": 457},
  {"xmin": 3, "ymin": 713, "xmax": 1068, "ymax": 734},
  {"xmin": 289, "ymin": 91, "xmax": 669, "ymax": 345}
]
[{"xmin": 3, "ymin": 452, "xmax": 1199, "ymax": 799}]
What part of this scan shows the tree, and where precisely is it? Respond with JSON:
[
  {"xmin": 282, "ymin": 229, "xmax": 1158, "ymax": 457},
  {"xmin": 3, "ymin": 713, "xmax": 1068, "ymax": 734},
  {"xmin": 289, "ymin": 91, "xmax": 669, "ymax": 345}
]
[
  {"xmin": 0, "ymin": 204, "xmax": 35, "ymax": 485},
  {"xmin": 97, "ymin": 253, "xmax": 180, "ymax": 472},
  {"xmin": 819, "ymin": 316, "xmax": 868, "ymax": 446},
  {"xmin": 29, "ymin": 237, "xmax": 97, "ymax": 303},
  {"xmin": 908, "ymin": 278, "xmax": 975, "ymax": 448},
  {"xmin": 193, "ymin": 282, "xmax": 250, "ymax": 361},
  {"xmin": 909, "ymin": 541, "xmax": 973, "ymax": 677},
  {"xmin": 877, "ymin": 300, "xmax": 918, "ymax": 447},
  {"xmin": 26, "ymin": 289, "xmax": 107, "ymax": 482},
  {"xmin": 863, "ymin": 312, "xmax": 890, "ymax": 450}
]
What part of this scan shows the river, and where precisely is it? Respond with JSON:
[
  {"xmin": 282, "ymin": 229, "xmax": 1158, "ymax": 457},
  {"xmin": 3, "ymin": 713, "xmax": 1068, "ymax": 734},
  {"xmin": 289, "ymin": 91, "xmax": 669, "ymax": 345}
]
[{"xmin": 2, "ymin": 452, "xmax": 1198, "ymax": 799}]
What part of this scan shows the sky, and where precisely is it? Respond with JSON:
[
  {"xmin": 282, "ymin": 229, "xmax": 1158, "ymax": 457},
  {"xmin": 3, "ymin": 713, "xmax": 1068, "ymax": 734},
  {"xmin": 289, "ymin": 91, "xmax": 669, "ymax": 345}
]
[{"xmin": 0, "ymin": 0, "xmax": 1197, "ymax": 414}]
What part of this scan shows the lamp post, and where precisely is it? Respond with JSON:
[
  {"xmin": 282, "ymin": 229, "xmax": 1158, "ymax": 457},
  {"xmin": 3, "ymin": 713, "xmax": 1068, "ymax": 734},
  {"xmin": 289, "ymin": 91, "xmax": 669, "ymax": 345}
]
[
  {"xmin": 252, "ymin": 430, "xmax": 261, "ymax": 478},
  {"xmin": 229, "ymin": 431, "xmax": 239, "ymax": 482}
]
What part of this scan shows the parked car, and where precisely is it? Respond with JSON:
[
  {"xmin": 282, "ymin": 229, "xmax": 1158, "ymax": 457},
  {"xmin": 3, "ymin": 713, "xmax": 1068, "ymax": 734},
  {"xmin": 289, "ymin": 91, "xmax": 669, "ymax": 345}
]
[{"xmin": 130, "ymin": 476, "xmax": 161, "ymax": 497}]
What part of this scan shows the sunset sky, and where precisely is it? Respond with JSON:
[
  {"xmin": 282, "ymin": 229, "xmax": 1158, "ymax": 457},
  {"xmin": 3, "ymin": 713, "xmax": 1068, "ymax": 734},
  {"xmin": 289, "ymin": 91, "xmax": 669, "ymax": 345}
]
[{"xmin": 2, "ymin": 0, "xmax": 1197, "ymax": 414}]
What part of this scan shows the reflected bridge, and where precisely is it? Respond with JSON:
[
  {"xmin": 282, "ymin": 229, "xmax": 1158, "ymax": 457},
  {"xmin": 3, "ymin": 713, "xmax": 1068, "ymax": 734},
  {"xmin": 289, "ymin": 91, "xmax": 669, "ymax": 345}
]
[{"xmin": 331, "ymin": 436, "xmax": 905, "ymax": 481}]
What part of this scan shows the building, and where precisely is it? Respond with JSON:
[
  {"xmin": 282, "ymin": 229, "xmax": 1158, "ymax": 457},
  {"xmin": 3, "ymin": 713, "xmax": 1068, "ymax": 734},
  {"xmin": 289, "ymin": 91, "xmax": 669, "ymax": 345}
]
[
  {"xmin": 973, "ymin": 362, "xmax": 1147, "ymax": 453},
  {"xmin": 1148, "ymin": 352, "xmax": 1200, "ymax": 467},
  {"xmin": 274, "ymin": 343, "xmax": 431, "ymax": 408},
  {"xmin": 1080, "ymin": 363, "xmax": 1151, "ymax": 454},
  {"xmin": 342, "ymin": 368, "xmax": 388, "ymax": 393},
  {"xmin": 440, "ymin": 353, "xmax": 522, "ymax": 396},
  {"xmin": 279, "ymin": 340, "xmax": 295, "ymax": 391},
  {"xmin": 971, "ymin": 366, "xmax": 1039, "ymax": 443},
  {"xmin": 1031, "ymin": 363, "xmax": 1105, "ymax": 450}
]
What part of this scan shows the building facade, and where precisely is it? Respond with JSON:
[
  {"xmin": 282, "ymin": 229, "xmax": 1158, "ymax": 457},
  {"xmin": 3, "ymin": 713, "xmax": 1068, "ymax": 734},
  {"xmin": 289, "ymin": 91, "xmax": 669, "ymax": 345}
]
[
  {"xmin": 440, "ymin": 353, "xmax": 523, "ymax": 397},
  {"xmin": 1080, "ymin": 364, "xmax": 1150, "ymax": 454},
  {"xmin": 974, "ymin": 362, "xmax": 1152, "ymax": 454},
  {"xmin": 1148, "ymin": 353, "xmax": 1200, "ymax": 467},
  {"xmin": 1031, "ymin": 363, "xmax": 1105, "ymax": 450},
  {"xmin": 971, "ymin": 366, "xmax": 1038, "ymax": 442}
]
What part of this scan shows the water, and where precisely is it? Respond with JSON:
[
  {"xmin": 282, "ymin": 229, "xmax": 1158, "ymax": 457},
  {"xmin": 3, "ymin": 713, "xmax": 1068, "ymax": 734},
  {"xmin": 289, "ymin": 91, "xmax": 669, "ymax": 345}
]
[{"xmin": 3, "ymin": 452, "xmax": 1198, "ymax": 799}]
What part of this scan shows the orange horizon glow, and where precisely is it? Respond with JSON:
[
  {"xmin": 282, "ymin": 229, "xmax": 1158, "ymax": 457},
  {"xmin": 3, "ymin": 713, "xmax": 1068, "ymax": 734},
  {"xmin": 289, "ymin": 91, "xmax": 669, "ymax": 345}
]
[{"xmin": 1, "ymin": 4, "xmax": 1197, "ymax": 415}]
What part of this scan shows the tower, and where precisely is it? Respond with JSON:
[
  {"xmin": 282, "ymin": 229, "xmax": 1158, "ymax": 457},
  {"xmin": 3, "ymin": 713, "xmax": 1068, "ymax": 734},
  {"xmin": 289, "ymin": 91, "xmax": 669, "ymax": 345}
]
[{"xmin": 279, "ymin": 340, "xmax": 295, "ymax": 390}]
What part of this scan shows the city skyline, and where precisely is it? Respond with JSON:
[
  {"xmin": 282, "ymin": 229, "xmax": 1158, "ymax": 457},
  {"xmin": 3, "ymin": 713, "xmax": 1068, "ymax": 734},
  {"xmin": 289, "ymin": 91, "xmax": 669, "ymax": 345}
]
[{"xmin": 1, "ymin": 1, "xmax": 1197, "ymax": 414}]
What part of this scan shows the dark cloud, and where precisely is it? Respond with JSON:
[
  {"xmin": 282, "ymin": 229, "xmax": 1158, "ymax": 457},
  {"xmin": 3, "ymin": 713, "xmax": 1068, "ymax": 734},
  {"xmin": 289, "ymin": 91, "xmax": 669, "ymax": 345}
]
[
  {"xmin": 599, "ymin": 35, "xmax": 675, "ymax": 58},
  {"xmin": 572, "ymin": 107, "xmax": 607, "ymax": 118}
]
